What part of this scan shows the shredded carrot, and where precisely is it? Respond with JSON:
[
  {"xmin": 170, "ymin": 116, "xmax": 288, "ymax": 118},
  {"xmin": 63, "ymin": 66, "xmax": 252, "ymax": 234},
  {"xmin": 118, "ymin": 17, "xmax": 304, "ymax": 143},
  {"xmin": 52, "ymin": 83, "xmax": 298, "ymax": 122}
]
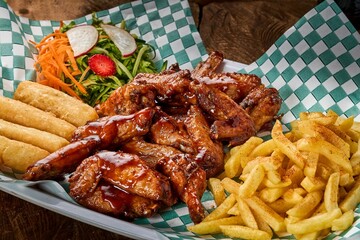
[{"xmin": 33, "ymin": 29, "xmax": 87, "ymax": 98}]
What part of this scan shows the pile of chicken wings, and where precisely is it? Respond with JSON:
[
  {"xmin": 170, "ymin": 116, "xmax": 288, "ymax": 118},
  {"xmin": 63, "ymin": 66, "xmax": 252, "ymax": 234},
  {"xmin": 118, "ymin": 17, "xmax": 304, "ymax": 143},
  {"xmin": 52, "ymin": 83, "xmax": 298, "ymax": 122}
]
[{"xmin": 23, "ymin": 51, "xmax": 282, "ymax": 223}]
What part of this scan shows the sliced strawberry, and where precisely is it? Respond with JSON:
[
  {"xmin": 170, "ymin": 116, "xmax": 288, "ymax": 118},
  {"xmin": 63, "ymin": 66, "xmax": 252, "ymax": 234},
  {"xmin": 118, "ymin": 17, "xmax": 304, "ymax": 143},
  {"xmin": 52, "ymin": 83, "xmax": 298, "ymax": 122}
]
[{"xmin": 88, "ymin": 54, "xmax": 116, "ymax": 77}]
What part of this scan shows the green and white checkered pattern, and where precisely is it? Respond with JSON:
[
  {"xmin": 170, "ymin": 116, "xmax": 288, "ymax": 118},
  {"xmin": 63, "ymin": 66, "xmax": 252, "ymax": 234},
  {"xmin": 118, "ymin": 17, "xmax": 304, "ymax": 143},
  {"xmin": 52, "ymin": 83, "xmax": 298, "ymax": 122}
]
[{"xmin": 1, "ymin": 0, "xmax": 360, "ymax": 239}]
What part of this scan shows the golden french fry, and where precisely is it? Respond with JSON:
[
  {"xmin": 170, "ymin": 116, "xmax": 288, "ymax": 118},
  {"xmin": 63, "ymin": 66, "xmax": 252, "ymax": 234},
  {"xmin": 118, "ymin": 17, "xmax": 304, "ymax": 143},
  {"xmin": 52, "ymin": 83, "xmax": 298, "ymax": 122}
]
[
  {"xmin": 252, "ymin": 209, "xmax": 273, "ymax": 237},
  {"xmin": 301, "ymin": 111, "xmax": 337, "ymax": 125},
  {"xmin": 272, "ymin": 120, "xmax": 305, "ymax": 169},
  {"xmin": 263, "ymin": 178, "xmax": 292, "ymax": 188},
  {"xmin": 286, "ymin": 208, "xmax": 342, "ymax": 235},
  {"xmin": 187, "ymin": 216, "xmax": 243, "ymax": 235},
  {"xmin": 219, "ymin": 225, "xmax": 272, "ymax": 240},
  {"xmin": 221, "ymin": 177, "xmax": 241, "ymax": 195},
  {"xmin": 338, "ymin": 116, "xmax": 355, "ymax": 132},
  {"xmin": 259, "ymin": 187, "xmax": 287, "ymax": 203},
  {"xmin": 245, "ymin": 196, "xmax": 286, "ymax": 232},
  {"xmin": 304, "ymin": 152, "xmax": 319, "ymax": 178},
  {"xmin": 286, "ymin": 190, "xmax": 323, "ymax": 218},
  {"xmin": 236, "ymin": 196, "xmax": 258, "ymax": 229},
  {"xmin": 238, "ymin": 164, "xmax": 265, "ymax": 198},
  {"xmin": 331, "ymin": 210, "xmax": 354, "ymax": 231},
  {"xmin": 229, "ymin": 136, "xmax": 263, "ymax": 156},
  {"xmin": 297, "ymin": 137, "xmax": 353, "ymax": 174},
  {"xmin": 283, "ymin": 188, "xmax": 304, "ymax": 205},
  {"xmin": 227, "ymin": 204, "xmax": 240, "ymax": 216},
  {"xmin": 268, "ymin": 199, "xmax": 295, "ymax": 213},
  {"xmin": 203, "ymin": 194, "xmax": 237, "ymax": 222},
  {"xmin": 249, "ymin": 139, "xmax": 276, "ymax": 157},
  {"xmin": 350, "ymin": 140, "xmax": 360, "ymax": 166},
  {"xmin": 208, "ymin": 178, "xmax": 226, "ymax": 206},
  {"xmin": 283, "ymin": 164, "xmax": 304, "ymax": 187},
  {"xmin": 324, "ymin": 172, "xmax": 340, "ymax": 212},
  {"xmin": 339, "ymin": 177, "xmax": 360, "ymax": 212},
  {"xmin": 300, "ymin": 176, "xmax": 326, "ymax": 193},
  {"xmin": 298, "ymin": 120, "xmax": 350, "ymax": 157},
  {"xmin": 267, "ymin": 169, "xmax": 282, "ymax": 184}
]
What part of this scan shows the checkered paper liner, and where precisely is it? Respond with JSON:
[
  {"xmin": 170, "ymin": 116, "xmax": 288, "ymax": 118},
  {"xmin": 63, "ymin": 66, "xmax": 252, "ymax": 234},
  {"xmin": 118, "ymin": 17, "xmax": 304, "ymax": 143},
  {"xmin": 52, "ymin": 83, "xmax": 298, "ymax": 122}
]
[{"xmin": 0, "ymin": 0, "xmax": 360, "ymax": 239}]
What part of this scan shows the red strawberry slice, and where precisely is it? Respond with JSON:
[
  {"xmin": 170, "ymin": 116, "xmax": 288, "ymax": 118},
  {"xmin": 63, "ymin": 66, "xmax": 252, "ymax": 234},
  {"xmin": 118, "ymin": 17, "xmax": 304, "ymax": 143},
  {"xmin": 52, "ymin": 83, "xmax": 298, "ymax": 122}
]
[{"xmin": 88, "ymin": 54, "xmax": 116, "ymax": 77}]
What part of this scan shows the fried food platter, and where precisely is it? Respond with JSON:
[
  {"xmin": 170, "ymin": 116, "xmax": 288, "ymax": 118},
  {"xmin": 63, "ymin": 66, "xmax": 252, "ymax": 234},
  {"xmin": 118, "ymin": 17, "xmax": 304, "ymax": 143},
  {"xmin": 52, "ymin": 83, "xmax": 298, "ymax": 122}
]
[{"xmin": 1, "ymin": 0, "xmax": 360, "ymax": 239}]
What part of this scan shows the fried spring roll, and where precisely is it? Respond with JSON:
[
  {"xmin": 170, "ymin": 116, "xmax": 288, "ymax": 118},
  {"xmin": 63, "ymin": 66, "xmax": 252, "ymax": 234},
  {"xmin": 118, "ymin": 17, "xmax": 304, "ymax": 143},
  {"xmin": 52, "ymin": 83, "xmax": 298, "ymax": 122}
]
[
  {"xmin": 0, "ymin": 96, "xmax": 76, "ymax": 140},
  {"xmin": 0, "ymin": 119, "xmax": 69, "ymax": 153},
  {"xmin": 14, "ymin": 81, "xmax": 98, "ymax": 127},
  {"xmin": 0, "ymin": 136, "xmax": 49, "ymax": 173}
]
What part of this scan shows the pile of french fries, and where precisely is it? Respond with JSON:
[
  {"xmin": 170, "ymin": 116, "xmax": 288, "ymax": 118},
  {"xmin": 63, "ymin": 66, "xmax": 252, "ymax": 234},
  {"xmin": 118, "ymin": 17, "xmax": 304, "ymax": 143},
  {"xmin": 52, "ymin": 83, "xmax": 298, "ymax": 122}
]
[{"xmin": 188, "ymin": 110, "xmax": 360, "ymax": 240}]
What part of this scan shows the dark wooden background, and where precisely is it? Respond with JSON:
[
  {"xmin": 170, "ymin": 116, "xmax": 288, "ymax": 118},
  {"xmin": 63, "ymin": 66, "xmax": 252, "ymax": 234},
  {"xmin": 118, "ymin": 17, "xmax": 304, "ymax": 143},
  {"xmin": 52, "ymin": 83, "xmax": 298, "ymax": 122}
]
[{"xmin": 2, "ymin": 0, "xmax": 360, "ymax": 239}]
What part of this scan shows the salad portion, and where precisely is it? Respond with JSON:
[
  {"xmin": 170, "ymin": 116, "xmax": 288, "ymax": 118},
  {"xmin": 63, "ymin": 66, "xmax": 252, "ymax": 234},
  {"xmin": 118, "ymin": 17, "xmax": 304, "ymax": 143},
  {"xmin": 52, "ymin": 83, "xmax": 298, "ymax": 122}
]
[{"xmin": 33, "ymin": 14, "xmax": 165, "ymax": 106}]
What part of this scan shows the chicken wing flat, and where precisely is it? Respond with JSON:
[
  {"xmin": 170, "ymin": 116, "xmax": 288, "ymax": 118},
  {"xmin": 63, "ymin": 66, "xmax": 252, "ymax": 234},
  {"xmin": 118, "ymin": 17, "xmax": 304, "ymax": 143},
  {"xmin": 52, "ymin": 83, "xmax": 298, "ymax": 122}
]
[
  {"xmin": 190, "ymin": 81, "xmax": 256, "ymax": 146},
  {"xmin": 156, "ymin": 154, "xmax": 207, "ymax": 223},
  {"xmin": 69, "ymin": 151, "xmax": 176, "ymax": 206},
  {"xmin": 149, "ymin": 109, "xmax": 195, "ymax": 154},
  {"xmin": 72, "ymin": 107, "xmax": 155, "ymax": 148},
  {"xmin": 132, "ymin": 70, "xmax": 196, "ymax": 106},
  {"xmin": 197, "ymin": 73, "xmax": 262, "ymax": 102},
  {"xmin": 191, "ymin": 51, "xmax": 224, "ymax": 79},
  {"xmin": 76, "ymin": 180, "xmax": 163, "ymax": 219},
  {"xmin": 23, "ymin": 108, "xmax": 155, "ymax": 181},
  {"xmin": 95, "ymin": 84, "xmax": 157, "ymax": 117},
  {"xmin": 184, "ymin": 105, "xmax": 224, "ymax": 178},
  {"xmin": 22, "ymin": 136, "xmax": 100, "ymax": 181},
  {"xmin": 120, "ymin": 138, "xmax": 183, "ymax": 168},
  {"xmin": 240, "ymin": 85, "xmax": 282, "ymax": 131}
]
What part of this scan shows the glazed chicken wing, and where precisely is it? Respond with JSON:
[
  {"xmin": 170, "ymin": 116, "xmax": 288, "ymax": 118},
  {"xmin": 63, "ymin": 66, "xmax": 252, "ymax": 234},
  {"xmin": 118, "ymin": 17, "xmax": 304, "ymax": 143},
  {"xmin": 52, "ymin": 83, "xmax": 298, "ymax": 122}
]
[
  {"xmin": 184, "ymin": 105, "xmax": 224, "ymax": 178},
  {"xmin": 156, "ymin": 154, "xmax": 207, "ymax": 223},
  {"xmin": 69, "ymin": 151, "xmax": 176, "ymax": 206},
  {"xmin": 76, "ymin": 180, "xmax": 163, "ymax": 219},
  {"xmin": 95, "ymin": 84, "xmax": 157, "ymax": 117},
  {"xmin": 191, "ymin": 51, "xmax": 224, "ymax": 79},
  {"xmin": 23, "ymin": 108, "xmax": 155, "ymax": 181},
  {"xmin": 190, "ymin": 81, "xmax": 256, "ymax": 146}
]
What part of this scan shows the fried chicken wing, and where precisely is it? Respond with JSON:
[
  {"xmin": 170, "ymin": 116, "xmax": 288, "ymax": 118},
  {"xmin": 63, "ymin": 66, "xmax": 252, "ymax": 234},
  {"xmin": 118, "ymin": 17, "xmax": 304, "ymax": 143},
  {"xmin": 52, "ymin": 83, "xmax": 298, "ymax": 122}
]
[
  {"xmin": 197, "ymin": 73, "xmax": 261, "ymax": 102},
  {"xmin": 69, "ymin": 151, "xmax": 176, "ymax": 206},
  {"xmin": 184, "ymin": 105, "xmax": 224, "ymax": 178},
  {"xmin": 149, "ymin": 110, "xmax": 195, "ymax": 154},
  {"xmin": 240, "ymin": 85, "xmax": 282, "ymax": 131},
  {"xmin": 120, "ymin": 138, "xmax": 183, "ymax": 168},
  {"xmin": 77, "ymin": 180, "xmax": 163, "ymax": 219},
  {"xmin": 132, "ymin": 70, "xmax": 196, "ymax": 106},
  {"xmin": 191, "ymin": 51, "xmax": 224, "ymax": 79},
  {"xmin": 156, "ymin": 154, "xmax": 206, "ymax": 223},
  {"xmin": 190, "ymin": 81, "xmax": 256, "ymax": 146},
  {"xmin": 22, "ymin": 136, "xmax": 100, "ymax": 181},
  {"xmin": 95, "ymin": 84, "xmax": 157, "ymax": 117}
]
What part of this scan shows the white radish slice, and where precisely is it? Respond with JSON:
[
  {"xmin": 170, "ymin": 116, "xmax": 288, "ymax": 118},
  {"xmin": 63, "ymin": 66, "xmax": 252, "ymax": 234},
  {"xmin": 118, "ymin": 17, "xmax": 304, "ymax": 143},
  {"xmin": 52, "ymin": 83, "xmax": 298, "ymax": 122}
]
[
  {"xmin": 66, "ymin": 25, "xmax": 98, "ymax": 57},
  {"xmin": 101, "ymin": 24, "xmax": 137, "ymax": 57}
]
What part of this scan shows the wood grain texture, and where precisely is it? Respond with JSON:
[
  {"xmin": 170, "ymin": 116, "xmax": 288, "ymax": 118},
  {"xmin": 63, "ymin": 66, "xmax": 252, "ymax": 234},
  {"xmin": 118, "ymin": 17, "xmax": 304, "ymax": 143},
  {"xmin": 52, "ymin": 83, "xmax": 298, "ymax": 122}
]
[{"xmin": 2, "ymin": 0, "xmax": 359, "ymax": 239}]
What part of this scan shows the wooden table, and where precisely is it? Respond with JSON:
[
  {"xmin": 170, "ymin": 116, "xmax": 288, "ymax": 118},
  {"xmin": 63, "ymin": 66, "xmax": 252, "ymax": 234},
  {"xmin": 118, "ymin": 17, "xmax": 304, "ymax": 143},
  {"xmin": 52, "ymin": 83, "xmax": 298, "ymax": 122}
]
[{"xmin": 2, "ymin": 0, "xmax": 359, "ymax": 239}]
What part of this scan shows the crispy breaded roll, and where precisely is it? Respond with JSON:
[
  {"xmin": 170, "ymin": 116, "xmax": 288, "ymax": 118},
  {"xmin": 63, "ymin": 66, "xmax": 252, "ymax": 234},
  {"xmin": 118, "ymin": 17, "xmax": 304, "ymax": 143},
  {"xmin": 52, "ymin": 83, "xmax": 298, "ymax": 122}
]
[
  {"xmin": 0, "ymin": 136, "xmax": 49, "ymax": 173},
  {"xmin": 0, "ymin": 119, "xmax": 69, "ymax": 153},
  {"xmin": 0, "ymin": 96, "xmax": 76, "ymax": 140},
  {"xmin": 14, "ymin": 81, "xmax": 98, "ymax": 127}
]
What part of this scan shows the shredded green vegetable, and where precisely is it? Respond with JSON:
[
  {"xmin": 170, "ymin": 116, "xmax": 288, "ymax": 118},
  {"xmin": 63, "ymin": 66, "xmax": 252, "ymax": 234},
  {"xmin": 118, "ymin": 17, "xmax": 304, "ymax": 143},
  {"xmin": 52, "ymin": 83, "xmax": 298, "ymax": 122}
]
[{"xmin": 60, "ymin": 14, "xmax": 166, "ymax": 106}]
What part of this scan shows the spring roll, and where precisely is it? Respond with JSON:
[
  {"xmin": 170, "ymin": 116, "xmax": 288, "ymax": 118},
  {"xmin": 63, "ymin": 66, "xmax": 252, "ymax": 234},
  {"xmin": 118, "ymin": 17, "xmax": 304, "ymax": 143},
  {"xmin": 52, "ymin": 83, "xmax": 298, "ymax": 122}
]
[
  {"xmin": 0, "ymin": 96, "xmax": 76, "ymax": 140},
  {"xmin": 14, "ymin": 81, "xmax": 98, "ymax": 127},
  {"xmin": 0, "ymin": 119, "xmax": 69, "ymax": 153},
  {"xmin": 0, "ymin": 136, "xmax": 49, "ymax": 173}
]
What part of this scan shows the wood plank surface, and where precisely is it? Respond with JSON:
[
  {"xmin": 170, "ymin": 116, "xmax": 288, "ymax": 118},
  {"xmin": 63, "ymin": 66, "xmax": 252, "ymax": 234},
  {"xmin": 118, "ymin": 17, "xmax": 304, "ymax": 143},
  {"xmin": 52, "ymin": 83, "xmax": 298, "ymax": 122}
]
[{"xmin": 2, "ymin": 0, "xmax": 359, "ymax": 239}]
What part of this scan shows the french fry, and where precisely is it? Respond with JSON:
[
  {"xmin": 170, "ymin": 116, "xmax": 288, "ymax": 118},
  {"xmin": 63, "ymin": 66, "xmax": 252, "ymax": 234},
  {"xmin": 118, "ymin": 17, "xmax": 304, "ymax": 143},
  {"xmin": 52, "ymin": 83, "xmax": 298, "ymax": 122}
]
[
  {"xmin": 249, "ymin": 139, "xmax": 276, "ymax": 157},
  {"xmin": 208, "ymin": 178, "xmax": 226, "ymax": 206},
  {"xmin": 339, "ymin": 176, "xmax": 360, "ymax": 212},
  {"xmin": 297, "ymin": 137, "xmax": 353, "ymax": 174},
  {"xmin": 286, "ymin": 190, "xmax": 323, "ymax": 218},
  {"xmin": 324, "ymin": 172, "xmax": 340, "ymax": 211},
  {"xmin": 304, "ymin": 152, "xmax": 319, "ymax": 178},
  {"xmin": 245, "ymin": 196, "xmax": 286, "ymax": 232},
  {"xmin": 238, "ymin": 164, "xmax": 265, "ymax": 198},
  {"xmin": 219, "ymin": 225, "xmax": 272, "ymax": 240},
  {"xmin": 300, "ymin": 176, "xmax": 326, "ymax": 193},
  {"xmin": 259, "ymin": 187, "xmax": 287, "ymax": 203},
  {"xmin": 187, "ymin": 216, "xmax": 243, "ymax": 235},
  {"xmin": 227, "ymin": 204, "xmax": 240, "ymax": 216},
  {"xmin": 283, "ymin": 188, "xmax": 304, "ymax": 205},
  {"xmin": 252, "ymin": 209, "xmax": 273, "ymax": 237},
  {"xmin": 331, "ymin": 210, "xmax": 354, "ymax": 231},
  {"xmin": 267, "ymin": 169, "xmax": 282, "ymax": 184},
  {"xmin": 286, "ymin": 208, "xmax": 342, "ymax": 235},
  {"xmin": 237, "ymin": 196, "xmax": 258, "ymax": 229},
  {"xmin": 221, "ymin": 177, "xmax": 241, "ymax": 195},
  {"xmin": 272, "ymin": 120, "xmax": 305, "ymax": 169},
  {"xmin": 268, "ymin": 199, "xmax": 295, "ymax": 213},
  {"xmin": 203, "ymin": 194, "xmax": 237, "ymax": 222}
]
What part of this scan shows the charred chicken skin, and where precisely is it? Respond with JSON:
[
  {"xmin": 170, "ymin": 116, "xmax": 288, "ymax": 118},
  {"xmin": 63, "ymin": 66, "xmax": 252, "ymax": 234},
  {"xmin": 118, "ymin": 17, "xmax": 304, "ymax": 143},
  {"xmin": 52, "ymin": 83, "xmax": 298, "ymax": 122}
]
[{"xmin": 23, "ymin": 51, "xmax": 282, "ymax": 224}]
